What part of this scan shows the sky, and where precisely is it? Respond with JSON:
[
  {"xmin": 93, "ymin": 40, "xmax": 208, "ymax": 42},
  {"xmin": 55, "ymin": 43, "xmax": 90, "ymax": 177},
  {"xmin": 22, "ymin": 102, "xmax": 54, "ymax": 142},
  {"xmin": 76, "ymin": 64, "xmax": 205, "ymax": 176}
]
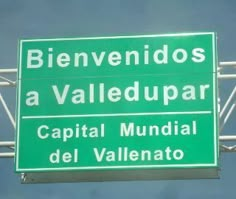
[{"xmin": 0, "ymin": 0, "xmax": 236, "ymax": 198}]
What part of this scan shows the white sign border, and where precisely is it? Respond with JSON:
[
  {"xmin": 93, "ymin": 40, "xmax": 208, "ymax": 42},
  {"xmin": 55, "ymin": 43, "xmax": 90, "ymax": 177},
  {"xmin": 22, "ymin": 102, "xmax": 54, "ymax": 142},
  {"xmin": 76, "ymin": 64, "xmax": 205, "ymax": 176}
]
[{"xmin": 15, "ymin": 32, "xmax": 218, "ymax": 172}]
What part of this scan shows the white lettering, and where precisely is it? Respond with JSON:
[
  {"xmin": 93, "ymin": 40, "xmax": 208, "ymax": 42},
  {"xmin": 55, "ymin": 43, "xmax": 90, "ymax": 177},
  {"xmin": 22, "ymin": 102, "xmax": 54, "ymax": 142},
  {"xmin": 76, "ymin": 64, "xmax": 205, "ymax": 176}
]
[
  {"xmin": 27, "ymin": 49, "xmax": 43, "ymax": 68},
  {"xmin": 52, "ymin": 85, "xmax": 70, "ymax": 104}
]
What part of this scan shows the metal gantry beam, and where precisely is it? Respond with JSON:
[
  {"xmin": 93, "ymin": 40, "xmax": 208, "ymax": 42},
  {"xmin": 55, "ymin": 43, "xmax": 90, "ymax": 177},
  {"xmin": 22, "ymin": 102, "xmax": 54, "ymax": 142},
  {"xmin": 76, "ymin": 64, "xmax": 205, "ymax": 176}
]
[
  {"xmin": 218, "ymin": 62, "xmax": 236, "ymax": 153},
  {"xmin": 0, "ymin": 94, "xmax": 16, "ymax": 128},
  {"xmin": 0, "ymin": 62, "xmax": 235, "ymax": 157},
  {"xmin": 0, "ymin": 142, "xmax": 15, "ymax": 158},
  {"xmin": 0, "ymin": 68, "xmax": 17, "ymax": 87}
]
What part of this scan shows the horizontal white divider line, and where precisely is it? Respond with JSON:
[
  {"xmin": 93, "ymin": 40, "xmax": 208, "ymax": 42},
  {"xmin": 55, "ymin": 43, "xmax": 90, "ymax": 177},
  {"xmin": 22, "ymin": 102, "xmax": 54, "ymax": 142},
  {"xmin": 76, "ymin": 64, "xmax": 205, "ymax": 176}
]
[
  {"xmin": 22, "ymin": 111, "xmax": 212, "ymax": 119},
  {"xmin": 17, "ymin": 162, "xmax": 217, "ymax": 172}
]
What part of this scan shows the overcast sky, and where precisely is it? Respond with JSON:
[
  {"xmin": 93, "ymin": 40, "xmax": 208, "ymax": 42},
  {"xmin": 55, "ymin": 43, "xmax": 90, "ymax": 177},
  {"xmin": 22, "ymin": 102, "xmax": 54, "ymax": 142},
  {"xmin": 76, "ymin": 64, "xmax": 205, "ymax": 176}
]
[{"xmin": 0, "ymin": 0, "xmax": 236, "ymax": 198}]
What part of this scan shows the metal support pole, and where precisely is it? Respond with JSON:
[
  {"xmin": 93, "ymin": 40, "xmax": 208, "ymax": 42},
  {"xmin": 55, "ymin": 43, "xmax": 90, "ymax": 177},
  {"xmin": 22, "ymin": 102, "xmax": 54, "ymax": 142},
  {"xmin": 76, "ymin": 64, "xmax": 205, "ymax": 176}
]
[
  {"xmin": 218, "ymin": 74, "xmax": 236, "ymax": 79},
  {"xmin": 220, "ymin": 135, "xmax": 236, "ymax": 141},
  {"xmin": 0, "ymin": 141, "xmax": 15, "ymax": 147},
  {"xmin": 0, "ymin": 153, "xmax": 15, "ymax": 158},
  {"xmin": 220, "ymin": 87, "xmax": 236, "ymax": 118},
  {"xmin": 0, "ymin": 94, "xmax": 16, "ymax": 128},
  {"xmin": 219, "ymin": 61, "xmax": 236, "ymax": 67},
  {"xmin": 0, "ymin": 68, "xmax": 17, "ymax": 74},
  {"xmin": 223, "ymin": 102, "xmax": 236, "ymax": 127}
]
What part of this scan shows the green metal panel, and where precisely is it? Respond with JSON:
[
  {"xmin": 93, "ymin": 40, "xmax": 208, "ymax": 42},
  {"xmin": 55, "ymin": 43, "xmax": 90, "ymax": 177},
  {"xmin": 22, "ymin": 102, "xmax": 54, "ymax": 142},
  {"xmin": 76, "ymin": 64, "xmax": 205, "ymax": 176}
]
[{"xmin": 15, "ymin": 33, "xmax": 218, "ymax": 176}]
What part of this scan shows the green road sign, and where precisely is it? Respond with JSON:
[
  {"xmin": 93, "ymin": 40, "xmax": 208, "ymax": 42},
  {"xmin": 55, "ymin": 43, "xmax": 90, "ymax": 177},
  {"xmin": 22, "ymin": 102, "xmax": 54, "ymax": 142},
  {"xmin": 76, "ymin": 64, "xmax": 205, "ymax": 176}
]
[{"xmin": 16, "ymin": 33, "xmax": 219, "ymax": 180}]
